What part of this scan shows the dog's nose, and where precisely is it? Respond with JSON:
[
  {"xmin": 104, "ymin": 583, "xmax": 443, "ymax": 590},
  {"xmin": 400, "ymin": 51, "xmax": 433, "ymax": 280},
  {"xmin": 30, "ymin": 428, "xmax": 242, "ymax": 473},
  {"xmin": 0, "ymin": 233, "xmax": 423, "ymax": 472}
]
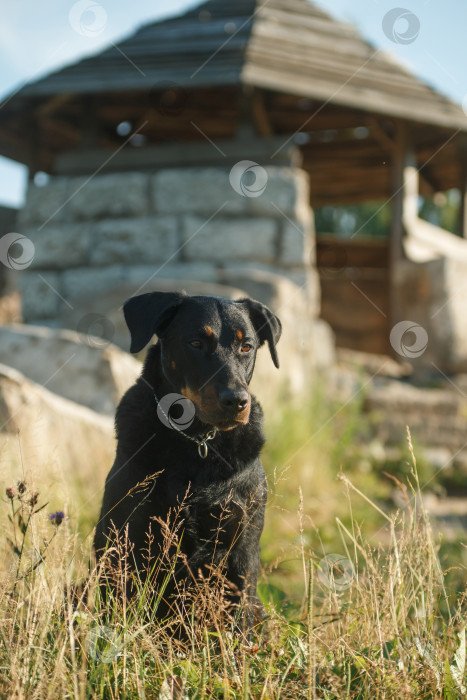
[{"xmin": 219, "ymin": 388, "xmax": 249, "ymax": 412}]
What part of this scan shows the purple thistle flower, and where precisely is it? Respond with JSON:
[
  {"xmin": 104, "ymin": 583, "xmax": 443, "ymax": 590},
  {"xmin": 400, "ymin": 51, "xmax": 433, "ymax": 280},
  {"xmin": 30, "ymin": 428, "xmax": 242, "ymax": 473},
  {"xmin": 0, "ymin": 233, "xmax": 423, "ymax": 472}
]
[
  {"xmin": 49, "ymin": 511, "xmax": 65, "ymax": 526},
  {"xmin": 5, "ymin": 486, "xmax": 16, "ymax": 500}
]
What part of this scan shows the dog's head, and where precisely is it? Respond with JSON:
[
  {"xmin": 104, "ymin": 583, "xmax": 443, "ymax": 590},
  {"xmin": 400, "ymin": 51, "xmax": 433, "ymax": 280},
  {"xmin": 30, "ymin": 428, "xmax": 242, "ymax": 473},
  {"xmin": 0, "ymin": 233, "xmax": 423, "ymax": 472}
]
[{"xmin": 123, "ymin": 292, "xmax": 281, "ymax": 430}]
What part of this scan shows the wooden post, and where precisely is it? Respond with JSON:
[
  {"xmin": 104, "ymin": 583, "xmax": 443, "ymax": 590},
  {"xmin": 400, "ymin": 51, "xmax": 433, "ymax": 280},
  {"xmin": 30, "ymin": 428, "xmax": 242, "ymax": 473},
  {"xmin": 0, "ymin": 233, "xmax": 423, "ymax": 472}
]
[
  {"xmin": 236, "ymin": 85, "xmax": 257, "ymax": 141},
  {"xmin": 389, "ymin": 120, "xmax": 413, "ymax": 332},
  {"xmin": 80, "ymin": 95, "xmax": 99, "ymax": 149},
  {"xmin": 27, "ymin": 118, "xmax": 39, "ymax": 181},
  {"xmin": 458, "ymin": 137, "xmax": 467, "ymax": 237}
]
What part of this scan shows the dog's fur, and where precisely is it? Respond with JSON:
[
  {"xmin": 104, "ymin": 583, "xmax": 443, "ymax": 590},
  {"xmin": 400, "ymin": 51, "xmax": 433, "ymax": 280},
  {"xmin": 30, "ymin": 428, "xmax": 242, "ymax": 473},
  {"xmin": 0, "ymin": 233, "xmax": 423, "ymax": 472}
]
[{"xmin": 94, "ymin": 291, "xmax": 281, "ymax": 629}]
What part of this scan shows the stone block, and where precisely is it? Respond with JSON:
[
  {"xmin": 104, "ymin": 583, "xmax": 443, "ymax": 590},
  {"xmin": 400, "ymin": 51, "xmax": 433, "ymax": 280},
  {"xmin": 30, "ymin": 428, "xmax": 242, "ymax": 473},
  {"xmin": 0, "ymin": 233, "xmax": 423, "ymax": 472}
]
[
  {"xmin": 19, "ymin": 178, "xmax": 72, "ymax": 227},
  {"xmin": 56, "ymin": 279, "xmax": 246, "ymax": 351},
  {"xmin": 152, "ymin": 169, "xmax": 247, "ymax": 215},
  {"xmin": 218, "ymin": 262, "xmax": 320, "ymax": 313},
  {"xmin": 308, "ymin": 318, "xmax": 336, "ymax": 370},
  {"xmin": 69, "ymin": 172, "xmax": 149, "ymax": 220},
  {"xmin": 20, "ymin": 271, "xmax": 62, "ymax": 320},
  {"xmin": 247, "ymin": 167, "xmax": 310, "ymax": 219},
  {"xmin": 23, "ymin": 223, "xmax": 91, "ymax": 270},
  {"xmin": 89, "ymin": 216, "xmax": 179, "ymax": 266},
  {"xmin": 152, "ymin": 167, "xmax": 311, "ymax": 221},
  {"xmin": 442, "ymin": 258, "xmax": 467, "ymax": 372},
  {"xmin": 62, "ymin": 265, "xmax": 125, "ymax": 300},
  {"xmin": 0, "ymin": 324, "xmax": 141, "ymax": 415},
  {"xmin": 182, "ymin": 216, "xmax": 277, "ymax": 263},
  {"xmin": 281, "ymin": 219, "xmax": 312, "ymax": 266},
  {"xmin": 0, "ymin": 364, "xmax": 115, "ymax": 501},
  {"xmin": 124, "ymin": 262, "xmax": 218, "ymax": 289}
]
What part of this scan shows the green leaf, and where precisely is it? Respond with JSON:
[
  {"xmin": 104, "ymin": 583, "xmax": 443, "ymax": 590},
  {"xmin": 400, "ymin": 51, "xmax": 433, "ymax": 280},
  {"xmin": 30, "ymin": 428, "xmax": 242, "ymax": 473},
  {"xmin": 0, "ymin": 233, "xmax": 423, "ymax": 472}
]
[
  {"xmin": 18, "ymin": 514, "xmax": 27, "ymax": 536},
  {"xmin": 6, "ymin": 538, "xmax": 21, "ymax": 557},
  {"xmin": 257, "ymin": 583, "xmax": 287, "ymax": 606},
  {"xmin": 382, "ymin": 639, "xmax": 397, "ymax": 660},
  {"xmin": 33, "ymin": 502, "xmax": 48, "ymax": 514},
  {"xmin": 353, "ymin": 653, "xmax": 369, "ymax": 669}
]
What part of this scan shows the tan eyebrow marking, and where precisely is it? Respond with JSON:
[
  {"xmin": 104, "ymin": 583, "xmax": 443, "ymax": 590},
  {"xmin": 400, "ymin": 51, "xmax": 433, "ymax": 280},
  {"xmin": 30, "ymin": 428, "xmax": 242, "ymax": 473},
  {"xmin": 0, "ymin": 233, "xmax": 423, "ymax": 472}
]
[
  {"xmin": 236, "ymin": 329, "xmax": 243, "ymax": 340},
  {"xmin": 204, "ymin": 326, "xmax": 213, "ymax": 336},
  {"xmin": 171, "ymin": 361, "xmax": 176, "ymax": 369}
]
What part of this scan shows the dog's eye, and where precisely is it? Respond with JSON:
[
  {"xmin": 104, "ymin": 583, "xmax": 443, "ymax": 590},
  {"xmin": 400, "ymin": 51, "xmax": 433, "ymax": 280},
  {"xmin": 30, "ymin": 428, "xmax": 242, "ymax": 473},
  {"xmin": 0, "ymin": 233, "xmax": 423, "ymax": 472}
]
[
  {"xmin": 188, "ymin": 339, "xmax": 203, "ymax": 349},
  {"xmin": 240, "ymin": 343, "xmax": 253, "ymax": 353}
]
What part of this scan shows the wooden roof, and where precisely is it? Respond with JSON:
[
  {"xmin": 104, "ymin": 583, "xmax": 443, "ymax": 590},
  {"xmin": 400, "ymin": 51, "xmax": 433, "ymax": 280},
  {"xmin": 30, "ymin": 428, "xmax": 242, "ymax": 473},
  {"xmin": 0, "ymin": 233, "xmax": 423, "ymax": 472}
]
[
  {"xmin": 7, "ymin": 0, "xmax": 466, "ymax": 130},
  {"xmin": 0, "ymin": 0, "xmax": 465, "ymax": 205}
]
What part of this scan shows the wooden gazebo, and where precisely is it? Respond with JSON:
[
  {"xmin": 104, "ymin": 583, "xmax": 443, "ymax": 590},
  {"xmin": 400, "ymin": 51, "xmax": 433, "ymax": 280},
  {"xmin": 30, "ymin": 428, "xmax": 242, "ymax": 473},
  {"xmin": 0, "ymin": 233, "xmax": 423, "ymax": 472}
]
[{"xmin": 1, "ymin": 0, "xmax": 466, "ymax": 355}]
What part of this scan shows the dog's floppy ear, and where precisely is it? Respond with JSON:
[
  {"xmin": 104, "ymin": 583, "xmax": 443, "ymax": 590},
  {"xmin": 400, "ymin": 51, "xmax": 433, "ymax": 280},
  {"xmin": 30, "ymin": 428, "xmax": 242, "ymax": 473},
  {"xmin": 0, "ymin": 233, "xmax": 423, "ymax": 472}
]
[
  {"xmin": 123, "ymin": 292, "xmax": 186, "ymax": 353},
  {"xmin": 237, "ymin": 297, "xmax": 282, "ymax": 368}
]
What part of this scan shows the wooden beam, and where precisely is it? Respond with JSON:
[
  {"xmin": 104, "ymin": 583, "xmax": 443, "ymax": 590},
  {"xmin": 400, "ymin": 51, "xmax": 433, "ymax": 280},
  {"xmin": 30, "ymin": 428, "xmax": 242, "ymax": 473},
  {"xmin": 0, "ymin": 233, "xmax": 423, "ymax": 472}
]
[
  {"xmin": 417, "ymin": 166, "xmax": 438, "ymax": 196},
  {"xmin": 369, "ymin": 117, "xmax": 396, "ymax": 153},
  {"xmin": 53, "ymin": 135, "xmax": 300, "ymax": 175},
  {"xmin": 35, "ymin": 93, "xmax": 73, "ymax": 119},
  {"xmin": 40, "ymin": 118, "xmax": 81, "ymax": 144},
  {"xmin": 252, "ymin": 89, "xmax": 274, "ymax": 137}
]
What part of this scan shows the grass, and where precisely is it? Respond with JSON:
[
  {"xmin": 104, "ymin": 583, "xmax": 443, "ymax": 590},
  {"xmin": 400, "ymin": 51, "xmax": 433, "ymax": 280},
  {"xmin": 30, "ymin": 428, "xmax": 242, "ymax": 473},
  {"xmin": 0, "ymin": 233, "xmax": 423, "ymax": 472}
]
[{"xmin": 1, "ymin": 386, "xmax": 466, "ymax": 698}]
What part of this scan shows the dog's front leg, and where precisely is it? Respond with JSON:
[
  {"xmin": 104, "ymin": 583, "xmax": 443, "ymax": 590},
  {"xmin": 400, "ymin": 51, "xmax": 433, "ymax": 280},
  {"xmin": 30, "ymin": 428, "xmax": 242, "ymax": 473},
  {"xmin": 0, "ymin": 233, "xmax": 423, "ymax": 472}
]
[{"xmin": 225, "ymin": 505, "xmax": 266, "ymax": 636}]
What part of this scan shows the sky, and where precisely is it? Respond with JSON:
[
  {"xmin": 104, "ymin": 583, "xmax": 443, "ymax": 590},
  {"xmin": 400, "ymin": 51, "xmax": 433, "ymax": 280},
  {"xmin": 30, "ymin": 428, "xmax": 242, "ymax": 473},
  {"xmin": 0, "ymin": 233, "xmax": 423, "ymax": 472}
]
[{"xmin": 0, "ymin": 0, "xmax": 466, "ymax": 209}]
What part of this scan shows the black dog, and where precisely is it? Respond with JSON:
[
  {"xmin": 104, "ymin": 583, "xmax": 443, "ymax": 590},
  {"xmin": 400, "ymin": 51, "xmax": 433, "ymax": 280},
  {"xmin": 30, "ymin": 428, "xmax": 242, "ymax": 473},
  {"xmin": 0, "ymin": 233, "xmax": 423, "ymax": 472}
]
[{"xmin": 94, "ymin": 291, "xmax": 281, "ymax": 629}]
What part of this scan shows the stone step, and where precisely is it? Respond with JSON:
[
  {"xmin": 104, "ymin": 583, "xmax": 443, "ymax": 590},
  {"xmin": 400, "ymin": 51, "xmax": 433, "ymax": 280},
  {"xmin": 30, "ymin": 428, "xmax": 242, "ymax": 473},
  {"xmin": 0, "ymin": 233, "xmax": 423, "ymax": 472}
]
[
  {"xmin": 366, "ymin": 383, "xmax": 461, "ymax": 417},
  {"xmin": 369, "ymin": 416, "xmax": 467, "ymax": 449}
]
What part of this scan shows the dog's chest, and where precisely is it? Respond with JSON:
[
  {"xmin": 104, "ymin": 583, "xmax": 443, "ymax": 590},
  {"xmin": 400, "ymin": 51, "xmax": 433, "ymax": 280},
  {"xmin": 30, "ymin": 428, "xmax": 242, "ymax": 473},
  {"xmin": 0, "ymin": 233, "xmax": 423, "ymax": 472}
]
[
  {"xmin": 182, "ymin": 494, "xmax": 246, "ymax": 548},
  {"xmin": 159, "ymin": 463, "xmax": 266, "ymax": 551}
]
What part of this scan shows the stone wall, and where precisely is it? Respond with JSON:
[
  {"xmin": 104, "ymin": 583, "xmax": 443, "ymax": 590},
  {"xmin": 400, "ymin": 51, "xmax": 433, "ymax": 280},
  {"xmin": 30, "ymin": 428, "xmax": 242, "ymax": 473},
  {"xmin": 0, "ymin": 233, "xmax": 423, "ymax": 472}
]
[
  {"xmin": 394, "ymin": 216, "xmax": 467, "ymax": 374},
  {"xmin": 16, "ymin": 164, "xmax": 334, "ymax": 396},
  {"xmin": 19, "ymin": 167, "xmax": 318, "ymax": 316}
]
